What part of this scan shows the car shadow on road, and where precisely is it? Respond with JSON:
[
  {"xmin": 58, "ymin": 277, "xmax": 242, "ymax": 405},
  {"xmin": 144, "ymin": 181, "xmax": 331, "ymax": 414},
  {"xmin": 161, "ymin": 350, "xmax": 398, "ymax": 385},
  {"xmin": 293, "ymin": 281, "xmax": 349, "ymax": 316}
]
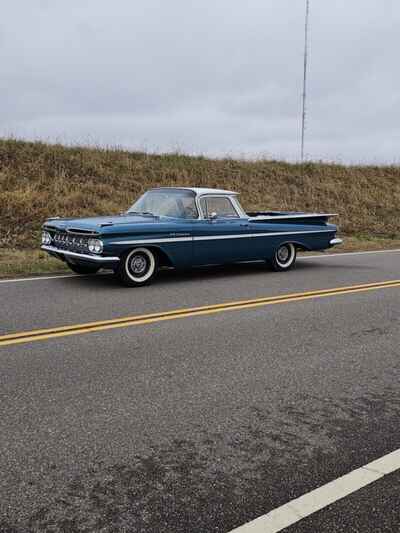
[
  {"xmin": 69, "ymin": 262, "xmax": 272, "ymax": 290},
  {"xmin": 69, "ymin": 257, "xmax": 376, "ymax": 291}
]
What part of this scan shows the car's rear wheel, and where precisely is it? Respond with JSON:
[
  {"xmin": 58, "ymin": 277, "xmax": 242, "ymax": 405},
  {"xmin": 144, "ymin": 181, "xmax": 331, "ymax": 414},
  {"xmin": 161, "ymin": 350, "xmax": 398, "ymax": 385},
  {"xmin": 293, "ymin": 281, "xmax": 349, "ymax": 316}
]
[
  {"xmin": 117, "ymin": 247, "xmax": 158, "ymax": 287},
  {"xmin": 67, "ymin": 262, "xmax": 100, "ymax": 275},
  {"xmin": 269, "ymin": 243, "xmax": 297, "ymax": 271}
]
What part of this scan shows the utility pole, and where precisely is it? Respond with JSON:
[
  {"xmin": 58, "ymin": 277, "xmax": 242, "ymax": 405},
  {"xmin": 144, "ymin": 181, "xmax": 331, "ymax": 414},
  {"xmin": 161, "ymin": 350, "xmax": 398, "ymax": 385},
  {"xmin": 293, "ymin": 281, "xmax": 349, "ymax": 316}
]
[{"xmin": 301, "ymin": 0, "xmax": 310, "ymax": 162}]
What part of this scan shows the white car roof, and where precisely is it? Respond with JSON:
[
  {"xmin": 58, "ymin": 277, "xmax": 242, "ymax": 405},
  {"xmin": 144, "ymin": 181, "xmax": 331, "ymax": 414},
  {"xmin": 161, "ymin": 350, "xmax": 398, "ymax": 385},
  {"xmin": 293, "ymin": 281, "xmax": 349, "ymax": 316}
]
[{"xmin": 154, "ymin": 187, "xmax": 238, "ymax": 196}]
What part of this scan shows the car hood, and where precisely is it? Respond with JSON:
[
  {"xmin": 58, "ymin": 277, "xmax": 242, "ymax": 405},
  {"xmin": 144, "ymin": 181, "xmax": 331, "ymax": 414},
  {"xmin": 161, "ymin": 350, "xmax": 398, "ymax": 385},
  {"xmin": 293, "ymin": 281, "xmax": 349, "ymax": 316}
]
[{"xmin": 44, "ymin": 214, "xmax": 159, "ymax": 232}]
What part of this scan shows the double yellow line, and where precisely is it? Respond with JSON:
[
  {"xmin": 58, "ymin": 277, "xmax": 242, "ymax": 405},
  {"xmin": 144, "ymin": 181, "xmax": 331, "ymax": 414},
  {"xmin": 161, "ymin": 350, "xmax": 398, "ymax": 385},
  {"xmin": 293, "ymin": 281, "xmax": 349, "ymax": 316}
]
[{"xmin": 1, "ymin": 279, "xmax": 399, "ymax": 347}]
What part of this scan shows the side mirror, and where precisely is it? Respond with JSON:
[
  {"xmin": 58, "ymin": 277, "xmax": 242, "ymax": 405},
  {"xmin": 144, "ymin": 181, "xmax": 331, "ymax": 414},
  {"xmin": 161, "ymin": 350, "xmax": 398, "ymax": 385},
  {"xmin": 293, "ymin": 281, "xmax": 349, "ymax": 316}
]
[{"xmin": 209, "ymin": 211, "xmax": 218, "ymax": 221}]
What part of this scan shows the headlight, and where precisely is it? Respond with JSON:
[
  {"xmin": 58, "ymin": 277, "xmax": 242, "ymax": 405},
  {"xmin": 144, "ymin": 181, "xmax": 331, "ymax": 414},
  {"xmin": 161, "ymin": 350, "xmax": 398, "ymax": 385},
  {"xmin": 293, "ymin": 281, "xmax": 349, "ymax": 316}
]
[
  {"xmin": 41, "ymin": 231, "xmax": 52, "ymax": 245},
  {"xmin": 88, "ymin": 238, "xmax": 103, "ymax": 254}
]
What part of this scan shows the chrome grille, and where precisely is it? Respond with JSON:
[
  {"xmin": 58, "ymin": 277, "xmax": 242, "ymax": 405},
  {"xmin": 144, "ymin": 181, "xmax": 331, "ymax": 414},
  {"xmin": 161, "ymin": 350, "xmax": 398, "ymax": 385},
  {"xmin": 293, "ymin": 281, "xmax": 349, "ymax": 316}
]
[{"xmin": 52, "ymin": 232, "xmax": 90, "ymax": 252}]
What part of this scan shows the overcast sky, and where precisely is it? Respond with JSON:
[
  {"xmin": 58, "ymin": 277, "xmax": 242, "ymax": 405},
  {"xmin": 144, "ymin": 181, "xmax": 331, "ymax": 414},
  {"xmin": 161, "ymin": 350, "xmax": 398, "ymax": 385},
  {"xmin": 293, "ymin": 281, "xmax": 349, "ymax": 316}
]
[{"xmin": 1, "ymin": 0, "xmax": 399, "ymax": 163}]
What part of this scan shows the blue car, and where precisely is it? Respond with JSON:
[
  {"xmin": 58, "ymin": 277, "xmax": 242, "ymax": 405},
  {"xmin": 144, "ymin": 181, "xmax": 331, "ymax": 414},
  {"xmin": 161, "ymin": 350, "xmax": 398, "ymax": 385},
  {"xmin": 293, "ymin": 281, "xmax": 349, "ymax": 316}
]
[{"xmin": 41, "ymin": 187, "xmax": 342, "ymax": 286}]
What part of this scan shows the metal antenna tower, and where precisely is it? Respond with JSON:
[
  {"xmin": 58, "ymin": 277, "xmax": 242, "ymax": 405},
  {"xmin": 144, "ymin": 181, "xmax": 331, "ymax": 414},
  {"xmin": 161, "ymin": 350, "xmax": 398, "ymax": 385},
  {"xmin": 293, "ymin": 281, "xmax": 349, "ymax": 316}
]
[{"xmin": 301, "ymin": 0, "xmax": 310, "ymax": 162}]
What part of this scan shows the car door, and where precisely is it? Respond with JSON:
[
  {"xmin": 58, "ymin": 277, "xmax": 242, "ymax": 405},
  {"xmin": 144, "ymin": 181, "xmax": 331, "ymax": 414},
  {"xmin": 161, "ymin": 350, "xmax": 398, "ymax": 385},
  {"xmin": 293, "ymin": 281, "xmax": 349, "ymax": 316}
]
[{"xmin": 192, "ymin": 195, "xmax": 253, "ymax": 265}]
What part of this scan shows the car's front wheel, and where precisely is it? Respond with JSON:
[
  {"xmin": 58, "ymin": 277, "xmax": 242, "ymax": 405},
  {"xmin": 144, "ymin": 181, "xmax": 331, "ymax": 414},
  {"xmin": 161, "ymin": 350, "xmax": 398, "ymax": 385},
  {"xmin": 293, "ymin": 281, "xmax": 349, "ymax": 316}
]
[
  {"xmin": 269, "ymin": 243, "xmax": 297, "ymax": 272},
  {"xmin": 117, "ymin": 248, "xmax": 158, "ymax": 287},
  {"xmin": 67, "ymin": 262, "xmax": 100, "ymax": 275}
]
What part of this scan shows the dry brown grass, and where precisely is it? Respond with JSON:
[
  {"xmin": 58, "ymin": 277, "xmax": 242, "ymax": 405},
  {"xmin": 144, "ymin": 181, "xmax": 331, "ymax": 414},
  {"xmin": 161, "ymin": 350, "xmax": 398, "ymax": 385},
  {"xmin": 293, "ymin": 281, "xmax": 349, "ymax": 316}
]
[{"xmin": 1, "ymin": 138, "xmax": 400, "ymax": 251}]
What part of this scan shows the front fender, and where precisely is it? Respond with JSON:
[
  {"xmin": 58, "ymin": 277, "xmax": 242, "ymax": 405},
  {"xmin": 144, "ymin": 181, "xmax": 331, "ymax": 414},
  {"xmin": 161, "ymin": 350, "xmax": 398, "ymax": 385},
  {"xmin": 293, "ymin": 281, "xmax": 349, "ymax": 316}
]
[{"xmin": 104, "ymin": 239, "xmax": 193, "ymax": 269}]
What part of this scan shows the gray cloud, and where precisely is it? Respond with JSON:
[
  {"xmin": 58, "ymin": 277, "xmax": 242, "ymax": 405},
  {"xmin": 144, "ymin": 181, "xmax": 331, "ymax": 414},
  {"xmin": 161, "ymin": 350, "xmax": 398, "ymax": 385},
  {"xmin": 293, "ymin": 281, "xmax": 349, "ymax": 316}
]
[{"xmin": 1, "ymin": 0, "xmax": 399, "ymax": 162}]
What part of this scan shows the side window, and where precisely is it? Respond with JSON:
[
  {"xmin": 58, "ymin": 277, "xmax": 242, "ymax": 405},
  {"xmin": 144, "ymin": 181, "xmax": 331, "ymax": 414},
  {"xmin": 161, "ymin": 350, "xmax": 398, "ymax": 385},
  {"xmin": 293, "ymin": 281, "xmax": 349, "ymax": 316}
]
[
  {"xmin": 180, "ymin": 195, "xmax": 199, "ymax": 219},
  {"xmin": 201, "ymin": 197, "xmax": 239, "ymax": 218}
]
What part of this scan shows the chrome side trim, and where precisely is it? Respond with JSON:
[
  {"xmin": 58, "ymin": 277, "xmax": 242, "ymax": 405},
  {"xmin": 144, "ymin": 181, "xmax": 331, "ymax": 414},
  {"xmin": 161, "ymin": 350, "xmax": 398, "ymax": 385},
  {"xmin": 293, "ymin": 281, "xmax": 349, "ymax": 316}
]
[
  {"xmin": 330, "ymin": 238, "xmax": 343, "ymax": 245},
  {"xmin": 41, "ymin": 245, "xmax": 120, "ymax": 262},
  {"xmin": 112, "ymin": 237, "xmax": 193, "ymax": 245},
  {"xmin": 193, "ymin": 230, "xmax": 333, "ymax": 241},
  {"xmin": 112, "ymin": 229, "xmax": 333, "ymax": 245}
]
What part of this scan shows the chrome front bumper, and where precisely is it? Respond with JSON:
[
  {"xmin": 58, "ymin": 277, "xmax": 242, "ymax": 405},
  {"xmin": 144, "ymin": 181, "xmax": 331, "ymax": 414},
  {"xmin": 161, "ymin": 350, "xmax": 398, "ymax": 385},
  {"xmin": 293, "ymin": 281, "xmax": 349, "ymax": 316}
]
[
  {"xmin": 41, "ymin": 245, "xmax": 120, "ymax": 262},
  {"xmin": 330, "ymin": 238, "xmax": 343, "ymax": 246}
]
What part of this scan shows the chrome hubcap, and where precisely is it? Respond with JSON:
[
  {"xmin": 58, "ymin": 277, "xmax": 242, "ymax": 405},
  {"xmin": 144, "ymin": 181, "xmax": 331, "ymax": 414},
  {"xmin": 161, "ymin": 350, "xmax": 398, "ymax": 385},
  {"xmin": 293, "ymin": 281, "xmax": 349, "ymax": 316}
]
[
  {"xmin": 130, "ymin": 255, "xmax": 147, "ymax": 275},
  {"xmin": 277, "ymin": 246, "xmax": 290, "ymax": 263}
]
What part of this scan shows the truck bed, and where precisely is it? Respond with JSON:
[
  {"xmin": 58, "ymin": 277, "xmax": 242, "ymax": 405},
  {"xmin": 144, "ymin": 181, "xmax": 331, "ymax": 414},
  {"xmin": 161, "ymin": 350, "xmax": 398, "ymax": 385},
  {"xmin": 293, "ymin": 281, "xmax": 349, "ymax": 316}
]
[{"xmin": 247, "ymin": 211, "xmax": 337, "ymax": 224}]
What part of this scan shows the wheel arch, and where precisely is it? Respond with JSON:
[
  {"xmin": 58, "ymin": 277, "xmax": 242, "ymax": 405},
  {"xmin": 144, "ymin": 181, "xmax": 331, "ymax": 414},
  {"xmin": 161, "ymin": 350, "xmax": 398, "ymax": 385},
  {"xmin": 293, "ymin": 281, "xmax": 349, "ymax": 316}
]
[
  {"xmin": 145, "ymin": 245, "xmax": 174, "ymax": 268},
  {"xmin": 286, "ymin": 239, "xmax": 312, "ymax": 252},
  {"xmin": 118, "ymin": 244, "xmax": 174, "ymax": 268}
]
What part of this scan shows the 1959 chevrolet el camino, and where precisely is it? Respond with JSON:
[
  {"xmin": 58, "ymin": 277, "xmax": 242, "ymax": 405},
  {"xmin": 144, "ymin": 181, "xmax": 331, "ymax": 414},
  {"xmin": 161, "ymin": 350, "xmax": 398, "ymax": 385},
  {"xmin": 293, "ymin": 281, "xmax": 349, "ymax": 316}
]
[{"xmin": 41, "ymin": 187, "xmax": 342, "ymax": 286}]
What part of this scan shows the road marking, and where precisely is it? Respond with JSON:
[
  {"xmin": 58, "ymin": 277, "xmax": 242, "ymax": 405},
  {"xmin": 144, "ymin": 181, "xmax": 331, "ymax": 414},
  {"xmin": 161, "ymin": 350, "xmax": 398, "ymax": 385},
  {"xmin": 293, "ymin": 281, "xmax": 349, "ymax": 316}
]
[
  {"xmin": 0, "ymin": 273, "xmax": 81, "ymax": 283},
  {"xmin": 1, "ymin": 279, "xmax": 399, "ymax": 347},
  {"xmin": 301, "ymin": 248, "xmax": 400, "ymax": 259},
  {"xmin": 0, "ymin": 271, "xmax": 112, "ymax": 284},
  {"xmin": 228, "ymin": 449, "xmax": 400, "ymax": 533},
  {"xmin": 0, "ymin": 248, "xmax": 400, "ymax": 284}
]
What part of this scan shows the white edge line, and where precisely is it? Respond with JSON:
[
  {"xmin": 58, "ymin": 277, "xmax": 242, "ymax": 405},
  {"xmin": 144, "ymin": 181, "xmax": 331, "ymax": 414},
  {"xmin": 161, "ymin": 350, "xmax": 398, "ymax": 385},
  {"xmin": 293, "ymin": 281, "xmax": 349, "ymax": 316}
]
[
  {"xmin": 301, "ymin": 248, "xmax": 400, "ymax": 260},
  {"xmin": 0, "ymin": 273, "xmax": 84, "ymax": 283},
  {"xmin": 228, "ymin": 448, "xmax": 400, "ymax": 533},
  {"xmin": 0, "ymin": 271, "xmax": 111, "ymax": 284},
  {"xmin": 1, "ymin": 248, "xmax": 400, "ymax": 284}
]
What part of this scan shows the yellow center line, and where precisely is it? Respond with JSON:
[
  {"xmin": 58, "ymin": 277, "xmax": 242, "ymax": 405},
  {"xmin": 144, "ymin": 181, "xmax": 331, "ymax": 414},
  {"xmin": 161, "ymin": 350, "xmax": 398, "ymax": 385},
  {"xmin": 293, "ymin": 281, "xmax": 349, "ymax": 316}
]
[{"xmin": 1, "ymin": 279, "xmax": 399, "ymax": 347}]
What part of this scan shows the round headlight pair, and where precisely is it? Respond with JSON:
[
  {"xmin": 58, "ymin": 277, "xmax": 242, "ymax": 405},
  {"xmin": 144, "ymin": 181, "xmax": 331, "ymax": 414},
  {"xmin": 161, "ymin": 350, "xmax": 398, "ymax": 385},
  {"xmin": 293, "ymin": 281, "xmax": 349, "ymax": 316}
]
[
  {"xmin": 41, "ymin": 231, "xmax": 52, "ymax": 245},
  {"xmin": 88, "ymin": 239, "xmax": 103, "ymax": 254}
]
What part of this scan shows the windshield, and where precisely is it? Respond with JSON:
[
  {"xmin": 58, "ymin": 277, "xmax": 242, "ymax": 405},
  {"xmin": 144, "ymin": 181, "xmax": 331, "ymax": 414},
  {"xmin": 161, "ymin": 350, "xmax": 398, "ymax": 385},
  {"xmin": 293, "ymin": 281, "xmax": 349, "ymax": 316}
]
[{"xmin": 127, "ymin": 189, "xmax": 199, "ymax": 219}]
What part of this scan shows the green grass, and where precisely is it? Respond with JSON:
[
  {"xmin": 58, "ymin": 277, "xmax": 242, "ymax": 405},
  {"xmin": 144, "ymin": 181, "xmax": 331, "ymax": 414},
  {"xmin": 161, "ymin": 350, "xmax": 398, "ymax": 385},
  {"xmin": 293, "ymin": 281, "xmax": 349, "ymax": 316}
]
[{"xmin": 0, "ymin": 249, "xmax": 68, "ymax": 278}]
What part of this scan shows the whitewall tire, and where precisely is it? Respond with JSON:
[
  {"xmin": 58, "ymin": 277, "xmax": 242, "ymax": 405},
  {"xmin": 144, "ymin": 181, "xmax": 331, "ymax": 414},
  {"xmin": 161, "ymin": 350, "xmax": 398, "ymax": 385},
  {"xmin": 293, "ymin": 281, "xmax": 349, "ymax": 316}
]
[
  {"xmin": 117, "ymin": 248, "xmax": 158, "ymax": 286},
  {"xmin": 270, "ymin": 243, "xmax": 297, "ymax": 272}
]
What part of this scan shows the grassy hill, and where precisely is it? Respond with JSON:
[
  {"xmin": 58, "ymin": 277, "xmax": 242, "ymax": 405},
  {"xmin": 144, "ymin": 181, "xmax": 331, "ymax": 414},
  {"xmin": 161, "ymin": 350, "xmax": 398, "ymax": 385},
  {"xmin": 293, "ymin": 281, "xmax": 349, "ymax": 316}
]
[{"xmin": 1, "ymin": 138, "xmax": 400, "ymax": 275}]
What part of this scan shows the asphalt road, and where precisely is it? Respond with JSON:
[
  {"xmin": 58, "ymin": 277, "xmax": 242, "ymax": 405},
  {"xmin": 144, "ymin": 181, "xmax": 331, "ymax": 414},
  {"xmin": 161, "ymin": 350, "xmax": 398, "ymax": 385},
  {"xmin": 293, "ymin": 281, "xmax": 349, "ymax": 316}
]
[
  {"xmin": 0, "ymin": 250, "xmax": 399, "ymax": 532},
  {"xmin": 288, "ymin": 470, "xmax": 400, "ymax": 532}
]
